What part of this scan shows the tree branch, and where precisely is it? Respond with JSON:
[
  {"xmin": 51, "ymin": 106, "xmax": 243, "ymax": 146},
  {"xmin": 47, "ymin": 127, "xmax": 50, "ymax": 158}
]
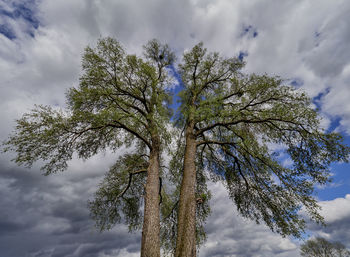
[
  {"xmin": 197, "ymin": 139, "xmax": 236, "ymax": 147},
  {"xmin": 159, "ymin": 177, "xmax": 163, "ymax": 205},
  {"xmin": 117, "ymin": 169, "xmax": 147, "ymax": 199},
  {"xmin": 221, "ymin": 146, "xmax": 250, "ymax": 192},
  {"xmin": 195, "ymin": 117, "xmax": 304, "ymax": 137},
  {"xmin": 109, "ymin": 122, "xmax": 152, "ymax": 149}
]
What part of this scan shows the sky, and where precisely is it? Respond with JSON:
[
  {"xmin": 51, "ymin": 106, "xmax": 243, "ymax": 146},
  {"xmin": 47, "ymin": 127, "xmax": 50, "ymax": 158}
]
[{"xmin": 1, "ymin": 0, "xmax": 350, "ymax": 256}]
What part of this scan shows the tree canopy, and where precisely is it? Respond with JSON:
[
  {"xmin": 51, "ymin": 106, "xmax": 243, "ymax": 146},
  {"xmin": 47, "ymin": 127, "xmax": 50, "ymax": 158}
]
[
  {"xmin": 174, "ymin": 42, "xmax": 350, "ymax": 256},
  {"xmin": 3, "ymin": 37, "xmax": 176, "ymax": 257},
  {"xmin": 301, "ymin": 237, "xmax": 350, "ymax": 257}
]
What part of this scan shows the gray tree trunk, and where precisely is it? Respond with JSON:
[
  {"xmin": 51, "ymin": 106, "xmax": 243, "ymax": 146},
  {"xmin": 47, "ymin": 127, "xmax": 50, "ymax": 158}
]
[
  {"xmin": 175, "ymin": 123, "xmax": 197, "ymax": 257},
  {"xmin": 141, "ymin": 136, "xmax": 160, "ymax": 257}
]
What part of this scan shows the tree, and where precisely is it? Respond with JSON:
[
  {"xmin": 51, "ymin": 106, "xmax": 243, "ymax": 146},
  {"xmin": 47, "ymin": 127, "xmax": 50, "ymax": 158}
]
[
  {"xmin": 5, "ymin": 39, "xmax": 350, "ymax": 257},
  {"xmin": 301, "ymin": 237, "xmax": 350, "ymax": 257},
  {"xmin": 174, "ymin": 43, "xmax": 350, "ymax": 256},
  {"xmin": 3, "ymin": 37, "xmax": 175, "ymax": 257}
]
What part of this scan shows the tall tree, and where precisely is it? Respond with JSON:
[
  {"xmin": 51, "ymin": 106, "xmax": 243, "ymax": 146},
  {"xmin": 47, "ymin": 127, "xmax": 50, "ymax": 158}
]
[
  {"xmin": 3, "ymin": 37, "xmax": 175, "ymax": 257},
  {"xmin": 174, "ymin": 43, "xmax": 350, "ymax": 256},
  {"xmin": 301, "ymin": 237, "xmax": 350, "ymax": 257}
]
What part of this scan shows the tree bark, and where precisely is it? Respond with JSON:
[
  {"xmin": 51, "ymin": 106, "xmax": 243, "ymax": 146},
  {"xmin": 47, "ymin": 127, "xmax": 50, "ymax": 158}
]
[
  {"xmin": 141, "ymin": 135, "xmax": 161, "ymax": 257},
  {"xmin": 175, "ymin": 122, "xmax": 197, "ymax": 257}
]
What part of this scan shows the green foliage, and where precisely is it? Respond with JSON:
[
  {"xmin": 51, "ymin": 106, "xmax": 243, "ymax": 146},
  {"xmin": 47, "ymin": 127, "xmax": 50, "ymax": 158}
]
[
  {"xmin": 301, "ymin": 237, "xmax": 350, "ymax": 257},
  {"xmin": 177, "ymin": 42, "xmax": 350, "ymax": 238},
  {"xmin": 89, "ymin": 153, "xmax": 148, "ymax": 232},
  {"xmin": 3, "ymin": 37, "xmax": 175, "ymax": 240},
  {"xmin": 4, "ymin": 37, "xmax": 174, "ymax": 173},
  {"xmin": 3, "ymin": 105, "xmax": 79, "ymax": 174}
]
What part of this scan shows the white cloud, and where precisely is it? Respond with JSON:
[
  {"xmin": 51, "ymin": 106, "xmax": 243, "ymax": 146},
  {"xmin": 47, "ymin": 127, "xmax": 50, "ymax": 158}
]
[
  {"xmin": 319, "ymin": 194, "xmax": 350, "ymax": 223},
  {"xmin": 305, "ymin": 194, "xmax": 350, "ymax": 249},
  {"xmin": 200, "ymin": 182, "xmax": 299, "ymax": 257}
]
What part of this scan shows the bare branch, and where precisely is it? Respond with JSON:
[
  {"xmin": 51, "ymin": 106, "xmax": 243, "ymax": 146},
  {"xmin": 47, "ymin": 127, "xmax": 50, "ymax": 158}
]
[
  {"xmin": 221, "ymin": 147, "xmax": 250, "ymax": 192},
  {"xmin": 108, "ymin": 122, "xmax": 152, "ymax": 149},
  {"xmin": 195, "ymin": 117, "xmax": 304, "ymax": 137},
  {"xmin": 159, "ymin": 177, "xmax": 163, "ymax": 205},
  {"xmin": 117, "ymin": 169, "xmax": 147, "ymax": 199}
]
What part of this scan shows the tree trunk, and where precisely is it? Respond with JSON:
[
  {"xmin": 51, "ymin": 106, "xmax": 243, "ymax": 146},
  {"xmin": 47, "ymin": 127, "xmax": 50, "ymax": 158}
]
[
  {"xmin": 141, "ymin": 136, "xmax": 160, "ymax": 257},
  {"xmin": 175, "ymin": 123, "xmax": 197, "ymax": 257}
]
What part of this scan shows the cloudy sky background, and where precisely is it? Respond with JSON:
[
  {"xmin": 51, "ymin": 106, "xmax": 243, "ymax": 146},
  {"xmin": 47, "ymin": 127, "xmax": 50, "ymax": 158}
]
[{"xmin": 1, "ymin": 0, "xmax": 350, "ymax": 256}]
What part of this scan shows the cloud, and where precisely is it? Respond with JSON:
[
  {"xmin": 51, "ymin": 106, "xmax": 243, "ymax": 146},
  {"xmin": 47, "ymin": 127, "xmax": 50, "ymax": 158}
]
[
  {"xmin": 320, "ymin": 195, "xmax": 350, "ymax": 223},
  {"xmin": 0, "ymin": 152, "xmax": 142, "ymax": 257},
  {"xmin": 200, "ymin": 183, "xmax": 299, "ymax": 257},
  {"xmin": 1, "ymin": 0, "xmax": 350, "ymax": 256},
  {"xmin": 305, "ymin": 195, "xmax": 350, "ymax": 248},
  {"xmin": 0, "ymin": 0, "xmax": 39, "ymax": 39},
  {"xmin": 200, "ymin": 187, "xmax": 350, "ymax": 257}
]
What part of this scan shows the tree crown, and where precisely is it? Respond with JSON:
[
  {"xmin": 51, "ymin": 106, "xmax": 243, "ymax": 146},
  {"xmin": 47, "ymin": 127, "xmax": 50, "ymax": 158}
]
[{"xmin": 176, "ymin": 42, "xmax": 350, "ymax": 238}]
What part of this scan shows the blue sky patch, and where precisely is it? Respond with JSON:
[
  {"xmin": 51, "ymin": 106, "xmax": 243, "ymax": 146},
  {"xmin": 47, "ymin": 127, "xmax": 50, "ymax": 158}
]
[
  {"xmin": 314, "ymin": 31, "xmax": 322, "ymax": 47},
  {"xmin": 327, "ymin": 116, "xmax": 342, "ymax": 133},
  {"xmin": 0, "ymin": 7, "xmax": 13, "ymax": 18},
  {"xmin": 312, "ymin": 87, "xmax": 330, "ymax": 111},
  {"xmin": 240, "ymin": 25, "xmax": 258, "ymax": 38},
  {"xmin": 167, "ymin": 65, "xmax": 184, "ymax": 113},
  {"xmin": 238, "ymin": 51, "xmax": 248, "ymax": 61},
  {"xmin": 0, "ymin": 1, "xmax": 39, "ymax": 39},
  {"xmin": 0, "ymin": 23, "xmax": 16, "ymax": 39},
  {"xmin": 12, "ymin": 2, "xmax": 39, "ymax": 29},
  {"xmin": 290, "ymin": 78, "xmax": 304, "ymax": 87},
  {"xmin": 243, "ymin": 25, "xmax": 252, "ymax": 34},
  {"xmin": 316, "ymin": 150, "xmax": 350, "ymax": 201}
]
